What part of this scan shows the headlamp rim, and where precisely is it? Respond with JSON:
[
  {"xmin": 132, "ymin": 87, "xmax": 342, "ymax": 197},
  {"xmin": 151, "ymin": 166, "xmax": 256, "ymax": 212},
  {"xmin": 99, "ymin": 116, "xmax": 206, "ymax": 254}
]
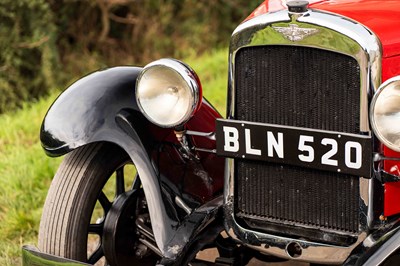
[
  {"xmin": 370, "ymin": 75, "xmax": 400, "ymax": 152},
  {"xmin": 135, "ymin": 58, "xmax": 202, "ymax": 128}
]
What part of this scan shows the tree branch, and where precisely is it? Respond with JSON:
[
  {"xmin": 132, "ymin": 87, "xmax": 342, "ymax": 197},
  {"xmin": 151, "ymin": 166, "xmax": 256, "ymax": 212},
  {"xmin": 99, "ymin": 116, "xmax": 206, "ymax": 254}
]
[
  {"xmin": 109, "ymin": 13, "xmax": 139, "ymax": 25},
  {"xmin": 17, "ymin": 36, "xmax": 49, "ymax": 49},
  {"xmin": 97, "ymin": 0, "xmax": 111, "ymax": 42}
]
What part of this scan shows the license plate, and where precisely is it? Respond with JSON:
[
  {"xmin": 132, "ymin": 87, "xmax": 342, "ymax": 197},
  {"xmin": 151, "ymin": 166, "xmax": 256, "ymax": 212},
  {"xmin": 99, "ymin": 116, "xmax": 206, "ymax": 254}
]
[{"xmin": 216, "ymin": 119, "xmax": 372, "ymax": 177}]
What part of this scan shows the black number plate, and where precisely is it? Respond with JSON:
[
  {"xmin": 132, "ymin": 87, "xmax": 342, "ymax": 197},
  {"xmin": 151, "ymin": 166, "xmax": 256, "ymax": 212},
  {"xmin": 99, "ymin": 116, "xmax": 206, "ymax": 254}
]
[{"xmin": 216, "ymin": 119, "xmax": 372, "ymax": 177}]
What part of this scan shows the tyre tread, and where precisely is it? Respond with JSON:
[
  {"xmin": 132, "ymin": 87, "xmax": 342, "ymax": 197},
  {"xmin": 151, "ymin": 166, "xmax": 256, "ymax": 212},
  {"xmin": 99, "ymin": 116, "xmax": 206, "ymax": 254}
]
[{"xmin": 38, "ymin": 143, "xmax": 104, "ymax": 259}]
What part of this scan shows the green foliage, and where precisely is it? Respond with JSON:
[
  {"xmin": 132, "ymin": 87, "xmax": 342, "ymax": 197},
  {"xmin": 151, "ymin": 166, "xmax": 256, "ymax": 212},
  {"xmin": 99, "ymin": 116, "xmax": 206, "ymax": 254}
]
[
  {"xmin": 186, "ymin": 49, "xmax": 229, "ymax": 115},
  {"xmin": 125, "ymin": 0, "xmax": 260, "ymax": 60},
  {"xmin": 0, "ymin": 94, "xmax": 63, "ymax": 265},
  {"xmin": 0, "ymin": 0, "xmax": 59, "ymax": 113},
  {"xmin": 0, "ymin": 0, "xmax": 260, "ymax": 113}
]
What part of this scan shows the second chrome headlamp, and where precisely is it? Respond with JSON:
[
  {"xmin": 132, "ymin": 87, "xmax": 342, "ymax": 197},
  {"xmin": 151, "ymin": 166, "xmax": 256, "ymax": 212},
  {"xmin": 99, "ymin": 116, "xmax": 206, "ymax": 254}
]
[{"xmin": 370, "ymin": 76, "xmax": 400, "ymax": 151}]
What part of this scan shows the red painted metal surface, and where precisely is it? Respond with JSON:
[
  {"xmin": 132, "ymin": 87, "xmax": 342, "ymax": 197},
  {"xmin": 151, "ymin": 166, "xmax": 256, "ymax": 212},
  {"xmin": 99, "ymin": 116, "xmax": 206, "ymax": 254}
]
[
  {"xmin": 246, "ymin": 0, "xmax": 400, "ymax": 58},
  {"xmin": 382, "ymin": 56, "xmax": 400, "ymax": 82},
  {"xmin": 310, "ymin": 0, "xmax": 400, "ymax": 58},
  {"xmin": 245, "ymin": 0, "xmax": 400, "ymax": 216},
  {"xmin": 245, "ymin": 0, "xmax": 323, "ymax": 20},
  {"xmin": 148, "ymin": 100, "xmax": 224, "ymax": 204},
  {"xmin": 187, "ymin": 101, "xmax": 225, "ymax": 200},
  {"xmin": 382, "ymin": 55, "xmax": 400, "ymax": 216},
  {"xmin": 383, "ymin": 146, "xmax": 400, "ymax": 217}
]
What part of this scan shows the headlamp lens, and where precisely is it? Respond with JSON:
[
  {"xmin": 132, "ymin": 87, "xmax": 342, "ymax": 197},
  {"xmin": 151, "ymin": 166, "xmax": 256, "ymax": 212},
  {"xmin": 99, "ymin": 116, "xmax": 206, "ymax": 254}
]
[
  {"xmin": 136, "ymin": 59, "xmax": 201, "ymax": 128},
  {"xmin": 371, "ymin": 77, "xmax": 400, "ymax": 151}
]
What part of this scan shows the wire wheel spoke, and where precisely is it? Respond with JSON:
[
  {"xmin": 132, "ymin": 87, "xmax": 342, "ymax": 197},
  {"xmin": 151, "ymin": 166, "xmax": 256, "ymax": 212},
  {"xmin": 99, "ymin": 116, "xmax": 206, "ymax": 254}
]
[
  {"xmin": 88, "ymin": 223, "xmax": 104, "ymax": 235},
  {"xmin": 98, "ymin": 191, "xmax": 112, "ymax": 213},
  {"xmin": 88, "ymin": 245, "xmax": 105, "ymax": 264},
  {"xmin": 132, "ymin": 173, "xmax": 141, "ymax": 190},
  {"xmin": 116, "ymin": 167, "xmax": 125, "ymax": 196}
]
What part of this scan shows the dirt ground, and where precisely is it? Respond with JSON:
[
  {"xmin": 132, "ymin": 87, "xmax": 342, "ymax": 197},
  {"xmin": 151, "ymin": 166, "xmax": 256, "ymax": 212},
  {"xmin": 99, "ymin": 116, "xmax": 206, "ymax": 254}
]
[{"xmin": 196, "ymin": 248, "xmax": 309, "ymax": 265}]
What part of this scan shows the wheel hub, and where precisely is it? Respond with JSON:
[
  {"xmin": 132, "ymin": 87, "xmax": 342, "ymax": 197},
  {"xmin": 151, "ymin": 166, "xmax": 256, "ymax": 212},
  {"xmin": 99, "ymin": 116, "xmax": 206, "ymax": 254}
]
[{"xmin": 103, "ymin": 190, "xmax": 138, "ymax": 266}]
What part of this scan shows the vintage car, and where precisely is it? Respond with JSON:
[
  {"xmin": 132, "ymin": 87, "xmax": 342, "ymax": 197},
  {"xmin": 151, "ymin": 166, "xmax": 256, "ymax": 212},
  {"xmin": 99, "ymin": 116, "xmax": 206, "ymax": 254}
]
[{"xmin": 23, "ymin": 0, "xmax": 400, "ymax": 265}]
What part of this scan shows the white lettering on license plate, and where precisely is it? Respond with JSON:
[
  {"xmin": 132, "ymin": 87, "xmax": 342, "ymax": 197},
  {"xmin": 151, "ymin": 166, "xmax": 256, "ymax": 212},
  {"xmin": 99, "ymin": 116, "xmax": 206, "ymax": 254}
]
[{"xmin": 223, "ymin": 126, "xmax": 362, "ymax": 170}]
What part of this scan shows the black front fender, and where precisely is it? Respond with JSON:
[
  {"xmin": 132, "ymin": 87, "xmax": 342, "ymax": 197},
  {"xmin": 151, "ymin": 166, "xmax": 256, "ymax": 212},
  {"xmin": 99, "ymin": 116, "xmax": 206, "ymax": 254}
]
[
  {"xmin": 40, "ymin": 66, "xmax": 182, "ymax": 256},
  {"xmin": 39, "ymin": 66, "xmax": 224, "ymax": 260},
  {"xmin": 41, "ymin": 66, "xmax": 144, "ymax": 156}
]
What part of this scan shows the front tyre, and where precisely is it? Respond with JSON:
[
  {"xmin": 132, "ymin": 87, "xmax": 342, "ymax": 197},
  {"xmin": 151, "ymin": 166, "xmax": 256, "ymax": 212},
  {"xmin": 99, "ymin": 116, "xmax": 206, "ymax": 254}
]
[{"xmin": 38, "ymin": 143, "xmax": 158, "ymax": 265}]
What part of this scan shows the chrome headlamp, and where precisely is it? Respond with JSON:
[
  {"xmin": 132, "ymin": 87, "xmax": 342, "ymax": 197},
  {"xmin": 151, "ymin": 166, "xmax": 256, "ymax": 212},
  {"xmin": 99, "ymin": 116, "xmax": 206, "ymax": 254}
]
[
  {"xmin": 370, "ymin": 76, "xmax": 400, "ymax": 151},
  {"xmin": 136, "ymin": 59, "xmax": 202, "ymax": 128}
]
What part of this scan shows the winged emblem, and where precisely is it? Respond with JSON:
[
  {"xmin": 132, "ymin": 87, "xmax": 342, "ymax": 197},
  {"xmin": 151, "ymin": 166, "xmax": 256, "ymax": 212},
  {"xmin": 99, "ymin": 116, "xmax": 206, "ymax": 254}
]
[{"xmin": 272, "ymin": 24, "xmax": 319, "ymax": 41}]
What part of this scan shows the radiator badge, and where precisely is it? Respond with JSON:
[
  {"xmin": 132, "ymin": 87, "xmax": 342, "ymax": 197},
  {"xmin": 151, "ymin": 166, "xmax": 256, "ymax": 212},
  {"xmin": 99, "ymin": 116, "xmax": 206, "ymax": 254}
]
[{"xmin": 273, "ymin": 24, "xmax": 318, "ymax": 41}]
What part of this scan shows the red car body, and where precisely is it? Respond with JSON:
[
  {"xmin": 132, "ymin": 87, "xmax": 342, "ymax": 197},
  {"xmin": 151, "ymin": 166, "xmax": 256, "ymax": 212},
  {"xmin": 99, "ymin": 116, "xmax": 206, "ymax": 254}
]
[{"xmin": 247, "ymin": 0, "xmax": 400, "ymax": 217}]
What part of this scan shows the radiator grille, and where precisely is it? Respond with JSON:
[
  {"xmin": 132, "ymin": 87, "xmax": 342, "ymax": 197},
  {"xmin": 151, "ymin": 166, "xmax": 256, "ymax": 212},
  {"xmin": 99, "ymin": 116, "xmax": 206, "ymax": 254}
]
[
  {"xmin": 236, "ymin": 160, "xmax": 360, "ymax": 233},
  {"xmin": 234, "ymin": 46, "xmax": 361, "ymax": 235}
]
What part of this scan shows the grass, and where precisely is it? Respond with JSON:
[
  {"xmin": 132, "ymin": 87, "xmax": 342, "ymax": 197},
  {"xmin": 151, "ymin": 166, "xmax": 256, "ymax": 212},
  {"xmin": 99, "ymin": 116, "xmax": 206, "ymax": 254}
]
[
  {"xmin": 0, "ymin": 95, "xmax": 63, "ymax": 265},
  {"xmin": 185, "ymin": 49, "xmax": 229, "ymax": 114},
  {"xmin": 0, "ymin": 49, "xmax": 228, "ymax": 265}
]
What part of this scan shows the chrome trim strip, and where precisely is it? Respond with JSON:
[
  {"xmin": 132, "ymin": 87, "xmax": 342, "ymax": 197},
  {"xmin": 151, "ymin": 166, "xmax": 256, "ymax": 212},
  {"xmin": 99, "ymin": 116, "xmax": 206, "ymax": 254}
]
[
  {"xmin": 229, "ymin": 9, "xmax": 382, "ymax": 131},
  {"xmin": 194, "ymin": 147, "xmax": 216, "ymax": 154},
  {"xmin": 355, "ymin": 222, "xmax": 400, "ymax": 265},
  {"xmin": 225, "ymin": 8, "xmax": 382, "ymax": 264},
  {"xmin": 185, "ymin": 130, "xmax": 216, "ymax": 140}
]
